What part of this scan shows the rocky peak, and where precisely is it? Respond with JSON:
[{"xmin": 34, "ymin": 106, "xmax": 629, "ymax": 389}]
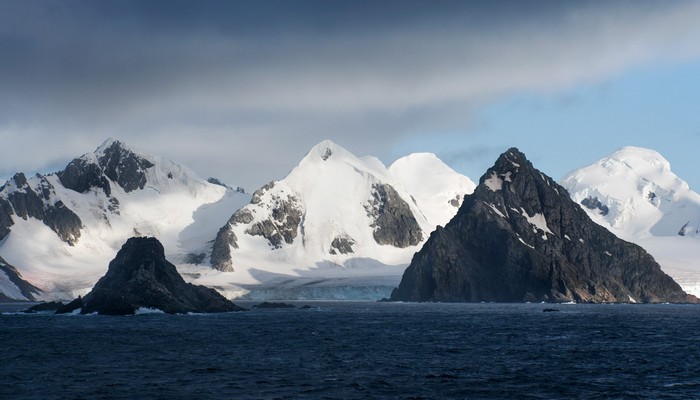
[
  {"xmin": 390, "ymin": 148, "xmax": 696, "ymax": 304},
  {"xmin": 96, "ymin": 140, "xmax": 154, "ymax": 193},
  {"xmin": 300, "ymin": 139, "xmax": 354, "ymax": 165},
  {"xmin": 57, "ymin": 139, "xmax": 155, "ymax": 195}
]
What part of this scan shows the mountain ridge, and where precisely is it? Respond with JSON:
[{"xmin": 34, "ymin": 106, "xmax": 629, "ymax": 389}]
[{"xmin": 0, "ymin": 139, "xmax": 250, "ymax": 300}]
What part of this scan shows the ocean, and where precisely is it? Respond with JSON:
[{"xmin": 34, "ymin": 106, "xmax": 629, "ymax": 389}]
[{"xmin": 2, "ymin": 302, "xmax": 700, "ymax": 399}]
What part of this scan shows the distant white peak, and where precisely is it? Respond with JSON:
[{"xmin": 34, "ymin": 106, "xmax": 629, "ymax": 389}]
[
  {"xmin": 604, "ymin": 146, "xmax": 671, "ymax": 175},
  {"xmin": 393, "ymin": 152, "xmax": 441, "ymax": 164},
  {"xmin": 92, "ymin": 137, "xmax": 162, "ymax": 164},
  {"xmin": 563, "ymin": 146, "xmax": 689, "ymax": 193},
  {"xmin": 389, "ymin": 153, "xmax": 444, "ymax": 172},
  {"xmin": 301, "ymin": 140, "xmax": 355, "ymax": 163},
  {"xmin": 390, "ymin": 153, "xmax": 475, "ymax": 183}
]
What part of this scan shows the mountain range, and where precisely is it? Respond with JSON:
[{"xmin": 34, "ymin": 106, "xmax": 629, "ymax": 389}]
[{"xmin": 1, "ymin": 140, "xmax": 699, "ymax": 301}]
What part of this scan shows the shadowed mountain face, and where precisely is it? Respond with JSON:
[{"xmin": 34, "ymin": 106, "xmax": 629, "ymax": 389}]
[
  {"xmin": 0, "ymin": 256, "xmax": 41, "ymax": 301},
  {"xmin": 58, "ymin": 237, "xmax": 244, "ymax": 315},
  {"xmin": 391, "ymin": 148, "xmax": 697, "ymax": 304}
]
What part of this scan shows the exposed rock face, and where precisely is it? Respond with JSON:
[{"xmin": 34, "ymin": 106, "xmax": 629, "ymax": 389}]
[
  {"xmin": 329, "ymin": 236, "xmax": 355, "ymax": 255},
  {"xmin": 365, "ymin": 183, "xmax": 422, "ymax": 248},
  {"xmin": 58, "ymin": 157, "xmax": 112, "ymax": 195},
  {"xmin": 0, "ymin": 173, "xmax": 82, "ymax": 244},
  {"xmin": 98, "ymin": 141, "xmax": 154, "ymax": 193},
  {"xmin": 210, "ymin": 225, "xmax": 237, "ymax": 272},
  {"xmin": 58, "ymin": 140, "xmax": 154, "ymax": 195},
  {"xmin": 0, "ymin": 198, "xmax": 14, "ymax": 240},
  {"xmin": 1, "ymin": 140, "xmax": 156, "ymax": 247},
  {"xmin": 0, "ymin": 256, "xmax": 42, "ymax": 301},
  {"xmin": 245, "ymin": 194, "xmax": 302, "ymax": 249},
  {"xmin": 391, "ymin": 148, "xmax": 696, "ymax": 304},
  {"xmin": 57, "ymin": 237, "xmax": 244, "ymax": 315},
  {"xmin": 581, "ymin": 196, "xmax": 609, "ymax": 216}
]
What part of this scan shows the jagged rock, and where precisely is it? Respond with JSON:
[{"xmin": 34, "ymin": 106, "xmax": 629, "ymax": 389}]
[
  {"xmin": 365, "ymin": 183, "xmax": 422, "ymax": 248},
  {"xmin": 321, "ymin": 147, "xmax": 333, "ymax": 161},
  {"xmin": 185, "ymin": 253, "xmax": 206, "ymax": 265},
  {"xmin": 251, "ymin": 182, "xmax": 275, "ymax": 204},
  {"xmin": 581, "ymin": 196, "xmax": 609, "ymax": 216},
  {"xmin": 0, "ymin": 256, "xmax": 42, "ymax": 301},
  {"xmin": 390, "ymin": 148, "xmax": 697, "ymax": 304},
  {"xmin": 98, "ymin": 141, "xmax": 154, "ymax": 193},
  {"xmin": 230, "ymin": 209, "xmax": 254, "ymax": 225},
  {"xmin": 56, "ymin": 237, "xmax": 244, "ymax": 315},
  {"xmin": 329, "ymin": 236, "xmax": 355, "ymax": 255},
  {"xmin": 24, "ymin": 301, "xmax": 65, "ymax": 313},
  {"xmin": 0, "ymin": 198, "xmax": 14, "ymax": 240},
  {"xmin": 58, "ymin": 157, "xmax": 112, "ymax": 195},
  {"xmin": 1, "ymin": 174, "xmax": 82, "ymax": 244},
  {"xmin": 210, "ymin": 225, "xmax": 237, "ymax": 272},
  {"xmin": 207, "ymin": 177, "xmax": 227, "ymax": 187},
  {"xmin": 245, "ymin": 195, "xmax": 302, "ymax": 249}
]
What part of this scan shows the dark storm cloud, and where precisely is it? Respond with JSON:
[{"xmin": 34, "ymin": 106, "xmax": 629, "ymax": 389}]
[{"xmin": 1, "ymin": 0, "xmax": 700, "ymax": 189}]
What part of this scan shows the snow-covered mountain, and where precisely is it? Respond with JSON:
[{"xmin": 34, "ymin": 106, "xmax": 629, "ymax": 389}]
[
  {"xmin": 0, "ymin": 139, "xmax": 249, "ymax": 300},
  {"xmin": 561, "ymin": 146, "xmax": 700, "ymax": 295},
  {"xmin": 203, "ymin": 140, "xmax": 475, "ymax": 299}
]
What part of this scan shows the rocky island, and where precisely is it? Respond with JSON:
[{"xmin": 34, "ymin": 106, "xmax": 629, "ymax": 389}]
[
  {"xmin": 390, "ymin": 148, "xmax": 697, "ymax": 304},
  {"xmin": 57, "ymin": 236, "xmax": 244, "ymax": 315}
]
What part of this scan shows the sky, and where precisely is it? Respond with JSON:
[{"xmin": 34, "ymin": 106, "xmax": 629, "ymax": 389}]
[{"xmin": 2, "ymin": 0, "xmax": 700, "ymax": 192}]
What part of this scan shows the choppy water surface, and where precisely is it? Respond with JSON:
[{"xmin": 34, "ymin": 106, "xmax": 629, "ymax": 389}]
[{"xmin": 2, "ymin": 302, "xmax": 700, "ymax": 399}]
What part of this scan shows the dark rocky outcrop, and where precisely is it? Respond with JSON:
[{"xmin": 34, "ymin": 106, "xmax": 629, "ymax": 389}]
[
  {"xmin": 581, "ymin": 196, "xmax": 609, "ymax": 216},
  {"xmin": 251, "ymin": 182, "xmax": 276, "ymax": 204},
  {"xmin": 24, "ymin": 301, "xmax": 65, "ymax": 313},
  {"xmin": 365, "ymin": 183, "xmax": 423, "ymax": 248},
  {"xmin": 58, "ymin": 139, "xmax": 154, "ymax": 195},
  {"xmin": 210, "ymin": 209, "xmax": 255, "ymax": 272},
  {"xmin": 56, "ymin": 237, "xmax": 244, "ymax": 315},
  {"xmin": 390, "ymin": 148, "xmax": 697, "ymax": 304},
  {"xmin": 0, "ymin": 256, "xmax": 42, "ymax": 301},
  {"xmin": 210, "ymin": 225, "xmax": 237, "ymax": 272},
  {"xmin": 58, "ymin": 157, "xmax": 112, "ymax": 195},
  {"xmin": 245, "ymin": 195, "xmax": 302, "ymax": 249},
  {"xmin": 0, "ymin": 198, "xmax": 14, "ymax": 240},
  {"xmin": 329, "ymin": 236, "xmax": 355, "ymax": 255},
  {"xmin": 98, "ymin": 141, "xmax": 154, "ymax": 193}
]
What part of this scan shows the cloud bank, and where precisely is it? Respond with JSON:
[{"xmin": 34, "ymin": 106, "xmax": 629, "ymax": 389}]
[{"xmin": 1, "ymin": 0, "xmax": 700, "ymax": 189}]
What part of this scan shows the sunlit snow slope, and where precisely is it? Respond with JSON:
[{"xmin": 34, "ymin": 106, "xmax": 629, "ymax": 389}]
[
  {"xmin": 200, "ymin": 140, "xmax": 475, "ymax": 299},
  {"xmin": 561, "ymin": 146, "xmax": 700, "ymax": 295},
  {"xmin": 0, "ymin": 139, "xmax": 249, "ymax": 300}
]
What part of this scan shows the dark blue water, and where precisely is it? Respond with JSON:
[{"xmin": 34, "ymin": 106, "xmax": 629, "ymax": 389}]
[{"xmin": 2, "ymin": 302, "xmax": 700, "ymax": 399}]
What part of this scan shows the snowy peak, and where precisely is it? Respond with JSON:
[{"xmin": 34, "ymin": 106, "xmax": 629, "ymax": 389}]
[
  {"xmin": 211, "ymin": 140, "xmax": 431, "ymax": 272},
  {"xmin": 58, "ymin": 139, "xmax": 156, "ymax": 195},
  {"xmin": 299, "ymin": 139, "xmax": 355, "ymax": 164},
  {"xmin": 0, "ymin": 139, "xmax": 250, "ymax": 300},
  {"xmin": 94, "ymin": 139, "xmax": 155, "ymax": 193},
  {"xmin": 210, "ymin": 140, "xmax": 476, "ymax": 275},
  {"xmin": 561, "ymin": 146, "xmax": 700, "ymax": 238},
  {"xmin": 389, "ymin": 152, "xmax": 475, "ymax": 227},
  {"xmin": 605, "ymin": 146, "xmax": 674, "ymax": 179}
]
